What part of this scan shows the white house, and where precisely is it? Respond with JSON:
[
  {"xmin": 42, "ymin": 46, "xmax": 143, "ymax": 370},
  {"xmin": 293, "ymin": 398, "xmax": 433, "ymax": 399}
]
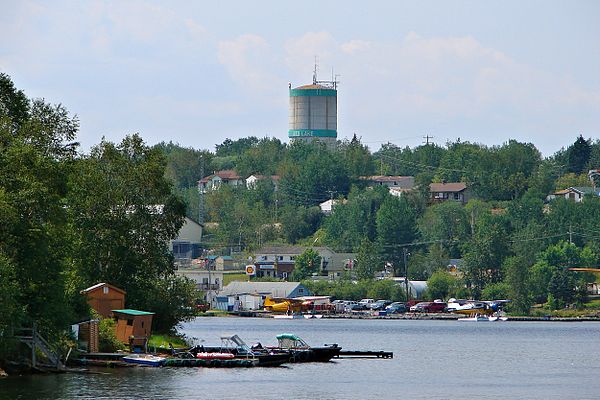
[
  {"xmin": 246, "ymin": 174, "xmax": 280, "ymax": 190},
  {"xmin": 198, "ymin": 170, "xmax": 244, "ymax": 193},
  {"xmin": 175, "ymin": 267, "xmax": 223, "ymax": 306},
  {"xmin": 319, "ymin": 199, "xmax": 341, "ymax": 215},
  {"xmin": 546, "ymin": 187, "xmax": 600, "ymax": 203}
]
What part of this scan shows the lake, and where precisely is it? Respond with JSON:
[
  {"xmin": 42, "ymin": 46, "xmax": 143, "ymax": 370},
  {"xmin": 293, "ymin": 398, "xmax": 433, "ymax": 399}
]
[{"xmin": 2, "ymin": 317, "xmax": 600, "ymax": 399}]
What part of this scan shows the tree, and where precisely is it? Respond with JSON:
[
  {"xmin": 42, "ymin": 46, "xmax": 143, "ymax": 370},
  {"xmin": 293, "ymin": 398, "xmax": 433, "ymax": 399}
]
[
  {"xmin": 67, "ymin": 135, "xmax": 193, "ymax": 331},
  {"xmin": 418, "ymin": 201, "xmax": 469, "ymax": 258},
  {"xmin": 292, "ymin": 248, "xmax": 321, "ymax": 280},
  {"xmin": 355, "ymin": 238, "xmax": 381, "ymax": 280},
  {"xmin": 567, "ymin": 135, "xmax": 591, "ymax": 174},
  {"xmin": 426, "ymin": 270, "xmax": 461, "ymax": 300},
  {"xmin": 376, "ymin": 195, "xmax": 417, "ymax": 276},
  {"xmin": 502, "ymin": 256, "xmax": 532, "ymax": 314},
  {"xmin": 462, "ymin": 212, "xmax": 510, "ymax": 298}
]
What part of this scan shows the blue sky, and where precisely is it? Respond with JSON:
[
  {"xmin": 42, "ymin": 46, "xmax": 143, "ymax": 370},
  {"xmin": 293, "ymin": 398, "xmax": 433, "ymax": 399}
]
[{"xmin": 1, "ymin": 0, "xmax": 598, "ymax": 155}]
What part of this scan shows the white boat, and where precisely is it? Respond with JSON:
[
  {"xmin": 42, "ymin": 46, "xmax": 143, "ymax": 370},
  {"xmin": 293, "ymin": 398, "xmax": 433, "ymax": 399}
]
[
  {"xmin": 273, "ymin": 314, "xmax": 304, "ymax": 319},
  {"xmin": 458, "ymin": 315, "xmax": 491, "ymax": 322},
  {"xmin": 122, "ymin": 354, "xmax": 166, "ymax": 367},
  {"xmin": 303, "ymin": 314, "xmax": 323, "ymax": 319}
]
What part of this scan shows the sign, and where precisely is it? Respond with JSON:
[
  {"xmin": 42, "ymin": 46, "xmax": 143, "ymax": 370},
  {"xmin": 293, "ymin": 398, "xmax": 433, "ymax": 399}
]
[{"xmin": 245, "ymin": 265, "xmax": 256, "ymax": 276}]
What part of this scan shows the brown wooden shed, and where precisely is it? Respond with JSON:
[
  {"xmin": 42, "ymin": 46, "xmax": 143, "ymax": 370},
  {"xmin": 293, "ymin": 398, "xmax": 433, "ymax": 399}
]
[
  {"xmin": 112, "ymin": 309, "xmax": 155, "ymax": 350},
  {"xmin": 81, "ymin": 283, "xmax": 126, "ymax": 318}
]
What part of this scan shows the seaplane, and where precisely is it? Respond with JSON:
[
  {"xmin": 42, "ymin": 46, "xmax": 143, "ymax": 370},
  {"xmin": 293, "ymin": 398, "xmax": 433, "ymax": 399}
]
[
  {"xmin": 264, "ymin": 296, "xmax": 330, "ymax": 318},
  {"xmin": 447, "ymin": 298, "xmax": 510, "ymax": 321}
]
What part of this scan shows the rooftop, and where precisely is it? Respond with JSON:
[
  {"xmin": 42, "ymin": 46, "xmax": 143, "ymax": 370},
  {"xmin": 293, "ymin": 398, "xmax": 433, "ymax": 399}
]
[{"xmin": 429, "ymin": 182, "xmax": 468, "ymax": 192}]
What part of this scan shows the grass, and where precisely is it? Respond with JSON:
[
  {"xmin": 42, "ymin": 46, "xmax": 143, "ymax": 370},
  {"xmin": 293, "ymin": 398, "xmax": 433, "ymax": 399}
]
[
  {"xmin": 223, "ymin": 273, "xmax": 247, "ymax": 286},
  {"xmin": 148, "ymin": 334, "xmax": 190, "ymax": 350}
]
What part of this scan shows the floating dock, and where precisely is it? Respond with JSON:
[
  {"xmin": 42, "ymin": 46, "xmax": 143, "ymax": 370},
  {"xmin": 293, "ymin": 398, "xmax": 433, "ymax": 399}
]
[{"xmin": 335, "ymin": 350, "xmax": 393, "ymax": 359}]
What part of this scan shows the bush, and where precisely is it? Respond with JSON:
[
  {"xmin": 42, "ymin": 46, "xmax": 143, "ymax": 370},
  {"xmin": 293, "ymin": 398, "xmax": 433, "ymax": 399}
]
[{"xmin": 98, "ymin": 317, "xmax": 126, "ymax": 352}]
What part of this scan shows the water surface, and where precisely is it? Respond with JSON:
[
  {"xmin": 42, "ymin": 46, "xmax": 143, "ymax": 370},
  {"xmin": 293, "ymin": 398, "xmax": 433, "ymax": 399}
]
[{"xmin": 2, "ymin": 317, "xmax": 599, "ymax": 400}]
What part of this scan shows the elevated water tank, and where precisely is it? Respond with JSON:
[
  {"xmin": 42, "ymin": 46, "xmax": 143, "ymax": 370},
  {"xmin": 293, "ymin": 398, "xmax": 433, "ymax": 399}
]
[{"xmin": 288, "ymin": 83, "xmax": 337, "ymax": 148}]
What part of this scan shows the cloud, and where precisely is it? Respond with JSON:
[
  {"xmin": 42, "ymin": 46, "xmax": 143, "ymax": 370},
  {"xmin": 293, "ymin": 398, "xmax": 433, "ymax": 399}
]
[{"xmin": 217, "ymin": 34, "xmax": 287, "ymax": 105}]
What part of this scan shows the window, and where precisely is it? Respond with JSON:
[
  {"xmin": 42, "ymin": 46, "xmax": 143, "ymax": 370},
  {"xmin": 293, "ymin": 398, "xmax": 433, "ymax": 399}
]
[
  {"xmin": 141, "ymin": 321, "xmax": 144, "ymax": 328},
  {"xmin": 127, "ymin": 319, "xmax": 133, "ymax": 326},
  {"xmin": 290, "ymin": 256, "xmax": 295, "ymax": 261},
  {"xmin": 278, "ymin": 256, "xmax": 284, "ymax": 261},
  {"xmin": 298, "ymin": 288, "xmax": 304, "ymax": 293},
  {"xmin": 103, "ymin": 287, "xmax": 109, "ymax": 294}
]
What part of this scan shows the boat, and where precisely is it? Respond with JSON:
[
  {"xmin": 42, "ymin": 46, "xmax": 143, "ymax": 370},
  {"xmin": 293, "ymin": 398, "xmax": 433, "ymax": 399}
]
[
  {"xmin": 273, "ymin": 313, "xmax": 304, "ymax": 319},
  {"xmin": 122, "ymin": 354, "xmax": 166, "ymax": 367},
  {"xmin": 303, "ymin": 314, "xmax": 323, "ymax": 319},
  {"xmin": 268, "ymin": 333, "xmax": 341, "ymax": 362},
  {"xmin": 458, "ymin": 315, "xmax": 492, "ymax": 322},
  {"xmin": 217, "ymin": 335, "xmax": 290, "ymax": 367},
  {"xmin": 196, "ymin": 352, "xmax": 235, "ymax": 360}
]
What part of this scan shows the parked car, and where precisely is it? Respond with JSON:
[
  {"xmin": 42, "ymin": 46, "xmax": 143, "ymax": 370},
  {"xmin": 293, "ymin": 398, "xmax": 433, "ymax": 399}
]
[
  {"xmin": 409, "ymin": 301, "xmax": 447, "ymax": 313},
  {"xmin": 370, "ymin": 300, "xmax": 393, "ymax": 311},
  {"xmin": 359, "ymin": 298, "xmax": 376, "ymax": 308},
  {"xmin": 343, "ymin": 301, "xmax": 358, "ymax": 313},
  {"xmin": 350, "ymin": 303, "xmax": 369, "ymax": 311},
  {"xmin": 385, "ymin": 302, "xmax": 407, "ymax": 314}
]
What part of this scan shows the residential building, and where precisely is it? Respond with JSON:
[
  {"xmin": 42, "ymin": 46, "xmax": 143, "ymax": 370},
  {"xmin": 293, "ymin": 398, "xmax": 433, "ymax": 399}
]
[
  {"xmin": 198, "ymin": 170, "xmax": 244, "ymax": 193},
  {"xmin": 215, "ymin": 281, "xmax": 311, "ymax": 311},
  {"xmin": 170, "ymin": 217, "xmax": 203, "ymax": 268},
  {"xmin": 546, "ymin": 186, "xmax": 600, "ymax": 203},
  {"xmin": 319, "ymin": 199, "xmax": 342, "ymax": 215},
  {"xmin": 252, "ymin": 246, "xmax": 356, "ymax": 280},
  {"xmin": 429, "ymin": 182, "xmax": 471, "ymax": 204},
  {"xmin": 361, "ymin": 175, "xmax": 415, "ymax": 190},
  {"xmin": 246, "ymin": 174, "xmax": 280, "ymax": 190}
]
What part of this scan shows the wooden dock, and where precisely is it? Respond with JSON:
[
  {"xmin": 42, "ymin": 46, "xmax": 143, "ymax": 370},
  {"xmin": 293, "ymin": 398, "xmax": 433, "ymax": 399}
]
[{"xmin": 335, "ymin": 350, "xmax": 393, "ymax": 359}]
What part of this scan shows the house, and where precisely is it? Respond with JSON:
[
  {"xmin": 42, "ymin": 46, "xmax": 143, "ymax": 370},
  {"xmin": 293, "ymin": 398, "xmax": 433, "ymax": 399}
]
[
  {"xmin": 204, "ymin": 255, "xmax": 235, "ymax": 271},
  {"xmin": 246, "ymin": 174, "xmax": 280, "ymax": 190},
  {"xmin": 361, "ymin": 175, "xmax": 415, "ymax": 190},
  {"xmin": 170, "ymin": 217, "xmax": 203, "ymax": 268},
  {"xmin": 429, "ymin": 182, "xmax": 471, "ymax": 204},
  {"xmin": 175, "ymin": 264, "xmax": 224, "ymax": 306},
  {"xmin": 546, "ymin": 187, "xmax": 600, "ymax": 203},
  {"xmin": 198, "ymin": 170, "xmax": 244, "ymax": 192},
  {"xmin": 252, "ymin": 246, "xmax": 356, "ymax": 280},
  {"xmin": 215, "ymin": 281, "xmax": 312, "ymax": 311},
  {"xmin": 80, "ymin": 283, "xmax": 126, "ymax": 318},
  {"xmin": 112, "ymin": 309, "xmax": 154, "ymax": 350},
  {"xmin": 319, "ymin": 199, "xmax": 341, "ymax": 215}
]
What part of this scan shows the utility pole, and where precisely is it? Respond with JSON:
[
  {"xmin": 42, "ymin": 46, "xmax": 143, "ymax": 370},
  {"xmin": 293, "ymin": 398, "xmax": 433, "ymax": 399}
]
[
  {"xmin": 569, "ymin": 224, "xmax": 573, "ymax": 244},
  {"xmin": 423, "ymin": 134, "xmax": 434, "ymax": 145},
  {"xmin": 403, "ymin": 248, "xmax": 410, "ymax": 302},
  {"xmin": 198, "ymin": 156, "xmax": 205, "ymax": 225}
]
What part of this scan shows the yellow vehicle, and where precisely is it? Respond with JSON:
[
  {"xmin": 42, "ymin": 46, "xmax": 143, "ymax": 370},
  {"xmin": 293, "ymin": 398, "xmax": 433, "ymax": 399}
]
[{"xmin": 263, "ymin": 297, "xmax": 311, "ymax": 313}]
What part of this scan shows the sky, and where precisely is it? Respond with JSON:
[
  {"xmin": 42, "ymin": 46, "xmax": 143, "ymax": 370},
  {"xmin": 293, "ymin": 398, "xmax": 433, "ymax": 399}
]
[{"xmin": 1, "ymin": 0, "xmax": 599, "ymax": 156}]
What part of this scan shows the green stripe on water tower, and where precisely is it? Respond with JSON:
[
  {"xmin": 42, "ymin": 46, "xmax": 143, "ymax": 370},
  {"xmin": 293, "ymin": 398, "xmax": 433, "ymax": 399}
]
[
  {"xmin": 289, "ymin": 88, "xmax": 337, "ymax": 97},
  {"xmin": 288, "ymin": 129, "xmax": 337, "ymax": 138}
]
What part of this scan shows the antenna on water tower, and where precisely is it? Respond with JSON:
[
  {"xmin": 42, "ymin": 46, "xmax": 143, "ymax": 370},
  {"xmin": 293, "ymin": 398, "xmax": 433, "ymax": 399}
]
[{"xmin": 313, "ymin": 56, "xmax": 318, "ymax": 84}]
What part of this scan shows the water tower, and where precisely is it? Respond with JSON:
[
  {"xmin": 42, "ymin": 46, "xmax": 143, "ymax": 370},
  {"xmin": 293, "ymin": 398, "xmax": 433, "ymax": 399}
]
[{"xmin": 288, "ymin": 66, "xmax": 338, "ymax": 149}]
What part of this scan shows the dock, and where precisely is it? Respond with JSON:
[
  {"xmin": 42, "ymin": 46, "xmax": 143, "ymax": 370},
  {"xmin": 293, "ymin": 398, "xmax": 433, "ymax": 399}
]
[{"xmin": 335, "ymin": 350, "xmax": 393, "ymax": 359}]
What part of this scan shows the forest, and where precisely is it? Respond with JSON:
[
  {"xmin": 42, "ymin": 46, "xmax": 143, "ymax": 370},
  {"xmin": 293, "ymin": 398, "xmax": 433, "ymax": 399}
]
[{"xmin": 161, "ymin": 125, "xmax": 600, "ymax": 315}]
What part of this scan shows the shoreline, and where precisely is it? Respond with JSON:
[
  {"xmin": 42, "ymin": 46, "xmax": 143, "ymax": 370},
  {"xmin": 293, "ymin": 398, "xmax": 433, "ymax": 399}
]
[{"xmin": 225, "ymin": 311, "xmax": 600, "ymax": 322}]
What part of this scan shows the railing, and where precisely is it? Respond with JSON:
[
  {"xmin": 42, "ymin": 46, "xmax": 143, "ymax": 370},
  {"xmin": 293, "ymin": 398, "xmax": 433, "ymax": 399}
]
[{"xmin": 14, "ymin": 323, "xmax": 64, "ymax": 370}]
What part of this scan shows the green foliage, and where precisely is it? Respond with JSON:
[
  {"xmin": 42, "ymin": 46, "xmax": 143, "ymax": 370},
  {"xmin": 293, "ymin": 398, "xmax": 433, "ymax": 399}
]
[
  {"xmin": 426, "ymin": 270, "xmax": 462, "ymax": 300},
  {"xmin": 418, "ymin": 201, "xmax": 469, "ymax": 258},
  {"xmin": 376, "ymin": 195, "xmax": 417, "ymax": 275},
  {"xmin": 566, "ymin": 135, "xmax": 591, "ymax": 174},
  {"xmin": 98, "ymin": 316, "xmax": 127, "ymax": 352},
  {"xmin": 502, "ymin": 256, "xmax": 532, "ymax": 314},
  {"xmin": 481, "ymin": 282, "xmax": 511, "ymax": 301},
  {"xmin": 355, "ymin": 238, "xmax": 382, "ymax": 280},
  {"xmin": 366, "ymin": 279, "xmax": 404, "ymax": 301},
  {"xmin": 292, "ymin": 248, "xmax": 321, "ymax": 280}
]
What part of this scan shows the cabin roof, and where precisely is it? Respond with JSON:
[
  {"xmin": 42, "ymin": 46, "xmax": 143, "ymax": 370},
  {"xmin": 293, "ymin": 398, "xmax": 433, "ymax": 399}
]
[
  {"xmin": 112, "ymin": 309, "xmax": 154, "ymax": 316},
  {"xmin": 81, "ymin": 282, "xmax": 126, "ymax": 295}
]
